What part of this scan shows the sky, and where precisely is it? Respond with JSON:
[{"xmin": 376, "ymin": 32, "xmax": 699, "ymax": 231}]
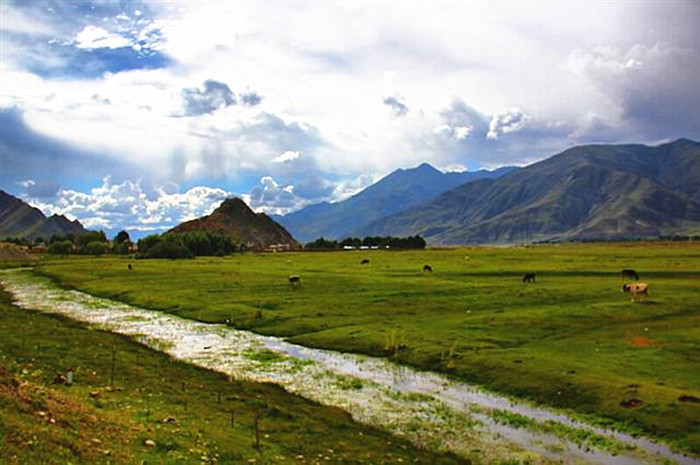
[{"xmin": 1, "ymin": 0, "xmax": 699, "ymax": 238}]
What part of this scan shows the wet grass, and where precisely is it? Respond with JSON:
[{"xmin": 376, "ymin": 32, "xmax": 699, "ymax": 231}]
[
  {"xmin": 0, "ymin": 288, "xmax": 467, "ymax": 464},
  {"xmin": 29, "ymin": 241, "xmax": 700, "ymax": 456}
]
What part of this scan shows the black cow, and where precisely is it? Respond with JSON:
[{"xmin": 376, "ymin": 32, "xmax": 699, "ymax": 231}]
[
  {"xmin": 621, "ymin": 269, "xmax": 639, "ymax": 280},
  {"xmin": 522, "ymin": 272, "xmax": 536, "ymax": 283},
  {"xmin": 361, "ymin": 259, "xmax": 370, "ymax": 265},
  {"xmin": 128, "ymin": 264, "xmax": 133, "ymax": 270},
  {"xmin": 288, "ymin": 275, "xmax": 301, "ymax": 286},
  {"xmin": 423, "ymin": 264, "xmax": 433, "ymax": 273}
]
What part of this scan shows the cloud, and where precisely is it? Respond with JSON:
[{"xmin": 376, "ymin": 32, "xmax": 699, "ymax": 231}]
[
  {"xmin": 272, "ymin": 150, "xmax": 300, "ymax": 163},
  {"xmin": 487, "ymin": 108, "xmax": 530, "ymax": 140},
  {"xmin": 1, "ymin": 2, "xmax": 171, "ymax": 79},
  {"xmin": 0, "ymin": 107, "xmax": 135, "ymax": 190},
  {"xmin": 2, "ymin": 1, "xmax": 699, "ymax": 218},
  {"xmin": 247, "ymin": 176, "xmax": 300, "ymax": 214},
  {"xmin": 181, "ymin": 80, "xmax": 264, "ymax": 116},
  {"xmin": 565, "ymin": 42, "xmax": 700, "ymax": 140},
  {"xmin": 182, "ymin": 79, "xmax": 237, "ymax": 116},
  {"xmin": 383, "ymin": 96, "xmax": 408, "ymax": 117},
  {"xmin": 74, "ymin": 25, "xmax": 132, "ymax": 50},
  {"xmin": 18, "ymin": 179, "xmax": 60, "ymax": 198},
  {"xmin": 240, "ymin": 91, "xmax": 263, "ymax": 106},
  {"xmin": 23, "ymin": 178, "xmax": 233, "ymax": 236},
  {"xmin": 433, "ymin": 124, "xmax": 472, "ymax": 140}
]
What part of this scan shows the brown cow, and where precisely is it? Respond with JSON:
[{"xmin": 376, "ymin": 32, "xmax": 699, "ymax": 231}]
[
  {"xmin": 522, "ymin": 272, "xmax": 536, "ymax": 283},
  {"xmin": 622, "ymin": 283, "xmax": 648, "ymax": 301}
]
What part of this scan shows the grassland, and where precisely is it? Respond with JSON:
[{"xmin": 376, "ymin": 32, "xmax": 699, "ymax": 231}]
[
  {"xmin": 0, "ymin": 287, "xmax": 467, "ymax": 464},
  {"xmin": 29, "ymin": 242, "xmax": 700, "ymax": 456}
]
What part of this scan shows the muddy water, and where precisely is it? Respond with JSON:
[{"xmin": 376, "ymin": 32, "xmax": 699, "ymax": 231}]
[{"xmin": 1, "ymin": 269, "xmax": 697, "ymax": 465}]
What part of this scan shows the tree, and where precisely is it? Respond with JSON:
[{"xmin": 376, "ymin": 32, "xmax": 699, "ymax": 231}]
[
  {"xmin": 49, "ymin": 240, "xmax": 73, "ymax": 255},
  {"xmin": 114, "ymin": 230, "xmax": 131, "ymax": 244},
  {"xmin": 85, "ymin": 241, "xmax": 109, "ymax": 255}
]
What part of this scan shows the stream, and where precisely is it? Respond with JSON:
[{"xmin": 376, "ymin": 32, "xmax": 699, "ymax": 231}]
[{"xmin": 1, "ymin": 269, "xmax": 697, "ymax": 464}]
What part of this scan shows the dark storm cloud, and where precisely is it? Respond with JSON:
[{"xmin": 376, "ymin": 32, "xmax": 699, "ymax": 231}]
[
  {"xmin": 182, "ymin": 80, "xmax": 237, "ymax": 116},
  {"xmin": 570, "ymin": 43, "xmax": 700, "ymax": 141},
  {"xmin": 240, "ymin": 91, "xmax": 263, "ymax": 107},
  {"xmin": 0, "ymin": 107, "xmax": 134, "ymax": 193},
  {"xmin": 383, "ymin": 96, "xmax": 408, "ymax": 117},
  {"xmin": 182, "ymin": 81, "xmax": 264, "ymax": 116}
]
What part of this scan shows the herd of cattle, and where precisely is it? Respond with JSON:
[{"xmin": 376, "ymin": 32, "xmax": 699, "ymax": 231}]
[{"xmin": 285, "ymin": 261, "xmax": 649, "ymax": 302}]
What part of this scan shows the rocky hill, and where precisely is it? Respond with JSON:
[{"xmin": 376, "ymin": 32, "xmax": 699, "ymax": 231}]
[{"xmin": 169, "ymin": 197, "xmax": 299, "ymax": 250}]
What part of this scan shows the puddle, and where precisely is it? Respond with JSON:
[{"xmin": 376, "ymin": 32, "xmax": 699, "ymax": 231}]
[{"xmin": 2, "ymin": 269, "xmax": 697, "ymax": 465}]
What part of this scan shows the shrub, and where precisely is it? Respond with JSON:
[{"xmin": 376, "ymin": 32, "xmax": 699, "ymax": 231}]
[
  {"xmin": 85, "ymin": 241, "xmax": 109, "ymax": 256},
  {"xmin": 138, "ymin": 241, "xmax": 193, "ymax": 259},
  {"xmin": 49, "ymin": 240, "xmax": 73, "ymax": 255}
]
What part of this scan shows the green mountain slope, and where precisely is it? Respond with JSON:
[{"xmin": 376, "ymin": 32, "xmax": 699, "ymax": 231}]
[
  {"xmin": 276, "ymin": 164, "xmax": 515, "ymax": 243},
  {"xmin": 0, "ymin": 190, "xmax": 86, "ymax": 240},
  {"xmin": 360, "ymin": 139, "xmax": 700, "ymax": 244}
]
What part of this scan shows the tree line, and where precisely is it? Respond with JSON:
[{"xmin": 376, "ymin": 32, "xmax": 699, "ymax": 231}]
[
  {"xmin": 136, "ymin": 231, "xmax": 237, "ymax": 259},
  {"xmin": 305, "ymin": 235, "xmax": 426, "ymax": 250},
  {"xmin": 2, "ymin": 229, "xmax": 238, "ymax": 259}
]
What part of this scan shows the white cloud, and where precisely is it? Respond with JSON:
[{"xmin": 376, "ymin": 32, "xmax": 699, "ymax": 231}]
[
  {"xmin": 74, "ymin": 25, "xmax": 131, "ymax": 50},
  {"xmin": 487, "ymin": 108, "xmax": 530, "ymax": 140},
  {"xmin": 247, "ymin": 176, "xmax": 299, "ymax": 215},
  {"xmin": 24, "ymin": 179, "xmax": 232, "ymax": 234},
  {"xmin": 453, "ymin": 126, "xmax": 472, "ymax": 140},
  {"xmin": 272, "ymin": 150, "xmax": 300, "ymax": 163}
]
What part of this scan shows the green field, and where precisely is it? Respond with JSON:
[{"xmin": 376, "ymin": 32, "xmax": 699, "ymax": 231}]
[
  {"xmin": 0, "ymin": 288, "xmax": 466, "ymax": 464},
  {"xmin": 27, "ymin": 242, "xmax": 700, "ymax": 455}
]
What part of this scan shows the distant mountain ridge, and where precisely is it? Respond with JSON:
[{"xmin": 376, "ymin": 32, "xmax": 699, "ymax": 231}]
[
  {"xmin": 0, "ymin": 190, "xmax": 86, "ymax": 240},
  {"xmin": 360, "ymin": 138, "xmax": 700, "ymax": 244},
  {"xmin": 169, "ymin": 197, "xmax": 299, "ymax": 250},
  {"xmin": 276, "ymin": 163, "xmax": 516, "ymax": 243}
]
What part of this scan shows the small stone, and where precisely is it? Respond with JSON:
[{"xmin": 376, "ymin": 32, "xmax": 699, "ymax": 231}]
[
  {"xmin": 144, "ymin": 439, "xmax": 156, "ymax": 448},
  {"xmin": 89, "ymin": 390, "xmax": 101, "ymax": 399}
]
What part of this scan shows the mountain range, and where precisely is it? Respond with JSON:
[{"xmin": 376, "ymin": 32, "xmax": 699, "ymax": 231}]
[
  {"xmin": 2, "ymin": 139, "xmax": 698, "ymax": 247},
  {"xmin": 0, "ymin": 190, "xmax": 86, "ymax": 240},
  {"xmin": 275, "ymin": 164, "xmax": 516, "ymax": 243},
  {"xmin": 169, "ymin": 197, "xmax": 299, "ymax": 250},
  {"xmin": 359, "ymin": 138, "xmax": 700, "ymax": 244}
]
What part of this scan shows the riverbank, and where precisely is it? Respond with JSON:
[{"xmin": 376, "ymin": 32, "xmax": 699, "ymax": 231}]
[
  {"xmin": 0, "ymin": 279, "xmax": 467, "ymax": 464},
  {"xmin": 2, "ymin": 269, "xmax": 697, "ymax": 464}
]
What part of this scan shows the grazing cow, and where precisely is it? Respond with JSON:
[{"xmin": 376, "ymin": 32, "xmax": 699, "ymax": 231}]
[
  {"xmin": 622, "ymin": 283, "xmax": 648, "ymax": 301},
  {"xmin": 423, "ymin": 264, "xmax": 433, "ymax": 273},
  {"xmin": 288, "ymin": 275, "xmax": 301, "ymax": 286},
  {"xmin": 621, "ymin": 269, "xmax": 639, "ymax": 280},
  {"xmin": 361, "ymin": 259, "xmax": 370, "ymax": 265},
  {"xmin": 522, "ymin": 272, "xmax": 536, "ymax": 283}
]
